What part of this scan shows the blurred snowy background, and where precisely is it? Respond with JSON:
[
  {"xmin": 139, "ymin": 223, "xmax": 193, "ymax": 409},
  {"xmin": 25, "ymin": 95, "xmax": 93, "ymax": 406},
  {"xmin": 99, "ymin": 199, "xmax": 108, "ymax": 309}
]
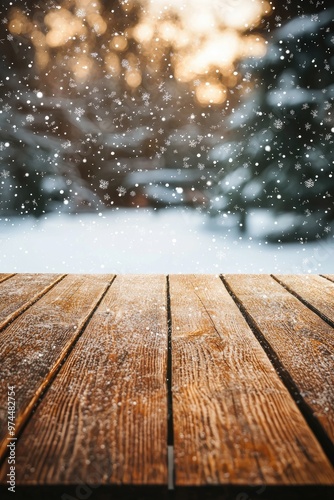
[{"xmin": 0, "ymin": 0, "xmax": 333, "ymax": 273}]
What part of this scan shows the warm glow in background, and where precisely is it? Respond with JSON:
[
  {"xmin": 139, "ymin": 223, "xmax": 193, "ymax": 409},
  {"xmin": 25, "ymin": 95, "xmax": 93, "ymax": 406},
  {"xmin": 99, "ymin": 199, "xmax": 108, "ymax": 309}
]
[{"xmin": 8, "ymin": 0, "xmax": 270, "ymax": 105}]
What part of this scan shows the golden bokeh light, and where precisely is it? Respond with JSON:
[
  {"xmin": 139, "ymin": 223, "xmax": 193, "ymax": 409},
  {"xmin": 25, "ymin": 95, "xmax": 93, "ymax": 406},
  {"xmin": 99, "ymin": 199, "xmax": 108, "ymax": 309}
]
[
  {"xmin": 7, "ymin": 0, "xmax": 270, "ymax": 103},
  {"xmin": 105, "ymin": 52, "xmax": 121, "ymax": 76},
  {"xmin": 196, "ymin": 82, "xmax": 227, "ymax": 105},
  {"xmin": 111, "ymin": 35, "xmax": 128, "ymax": 51},
  {"xmin": 126, "ymin": 69, "xmax": 142, "ymax": 88},
  {"xmin": 44, "ymin": 8, "xmax": 86, "ymax": 47}
]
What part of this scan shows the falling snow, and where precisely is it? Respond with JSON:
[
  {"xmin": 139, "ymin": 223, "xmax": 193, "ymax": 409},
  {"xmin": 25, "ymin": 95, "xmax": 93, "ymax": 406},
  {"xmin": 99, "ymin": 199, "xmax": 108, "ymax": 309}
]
[{"xmin": 0, "ymin": 0, "xmax": 333, "ymax": 270}]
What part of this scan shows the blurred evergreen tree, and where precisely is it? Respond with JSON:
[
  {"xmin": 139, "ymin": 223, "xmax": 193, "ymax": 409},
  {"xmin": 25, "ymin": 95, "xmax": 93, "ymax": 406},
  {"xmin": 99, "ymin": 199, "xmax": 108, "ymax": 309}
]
[
  {"xmin": 0, "ymin": 0, "xmax": 100, "ymax": 216},
  {"xmin": 213, "ymin": 6, "xmax": 334, "ymax": 242}
]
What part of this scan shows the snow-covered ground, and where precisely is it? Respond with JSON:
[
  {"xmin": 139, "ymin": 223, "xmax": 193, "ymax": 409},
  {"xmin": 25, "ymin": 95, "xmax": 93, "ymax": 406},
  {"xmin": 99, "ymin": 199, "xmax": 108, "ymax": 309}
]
[{"xmin": 0, "ymin": 208, "xmax": 333, "ymax": 274}]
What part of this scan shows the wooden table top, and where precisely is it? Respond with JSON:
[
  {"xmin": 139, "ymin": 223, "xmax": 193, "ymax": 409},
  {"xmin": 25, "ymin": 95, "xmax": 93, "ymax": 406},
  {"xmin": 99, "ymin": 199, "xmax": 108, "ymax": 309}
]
[{"xmin": 0, "ymin": 273, "xmax": 333, "ymax": 499}]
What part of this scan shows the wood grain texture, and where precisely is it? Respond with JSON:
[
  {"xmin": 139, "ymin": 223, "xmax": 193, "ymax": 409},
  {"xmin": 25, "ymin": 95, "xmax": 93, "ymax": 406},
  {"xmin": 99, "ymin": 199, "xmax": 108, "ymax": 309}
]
[
  {"xmin": 0, "ymin": 273, "xmax": 64, "ymax": 332},
  {"xmin": 4, "ymin": 275, "xmax": 168, "ymax": 486},
  {"xmin": 169, "ymin": 275, "xmax": 334, "ymax": 487},
  {"xmin": 0, "ymin": 274, "xmax": 113, "ymax": 463},
  {"xmin": 0, "ymin": 274, "xmax": 15, "ymax": 284},
  {"xmin": 274, "ymin": 274, "xmax": 334, "ymax": 325},
  {"xmin": 223, "ymin": 274, "xmax": 334, "ymax": 445}
]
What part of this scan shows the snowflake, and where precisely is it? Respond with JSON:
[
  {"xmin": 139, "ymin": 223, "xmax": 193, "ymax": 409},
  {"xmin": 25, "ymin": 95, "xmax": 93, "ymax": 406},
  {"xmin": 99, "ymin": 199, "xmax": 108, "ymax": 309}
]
[
  {"xmin": 324, "ymin": 226, "xmax": 331, "ymax": 233},
  {"xmin": 304, "ymin": 178, "xmax": 314, "ymax": 188},
  {"xmin": 3, "ymin": 103, "xmax": 11, "ymax": 112},
  {"xmin": 302, "ymin": 103, "xmax": 309, "ymax": 110},
  {"xmin": 142, "ymin": 92, "xmax": 150, "ymax": 102},
  {"xmin": 198, "ymin": 163, "xmax": 205, "ymax": 170},
  {"xmin": 311, "ymin": 110, "xmax": 318, "ymax": 117},
  {"xmin": 26, "ymin": 114, "xmax": 34, "ymax": 122},
  {"xmin": 162, "ymin": 92, "xmax": 172, "ymax": 102},
  {"xmin": 189, "ymin": 140, "xmax": 197, "ymax": 147},
  {"xmin": 325, "ymin": 134, "xmax": 332, "ymax": 141},
  {"xmin": 74, "ymin": 107, "xmax": 85, "ymax": 117},
  {"xmin": 305, "ymin": 123, "xmax": 311, "ymax": 130},
  {"xmin": 7, "ymin": 34, "xmax": 13, "ymax": 41},
  {"xmin": 274, "ymin": 119, "xmax": 283, "ymax": 129},
  {"xmin": 99, "ymin": 179, "xmax": 109, "ymax": 190},
  {"xmin": 104, "ymin": 194, "xmax": 110, "ymax": 200},
  {"xmin": 121, "ymin": 59, "xmax": 130, "ymax": 69},
  {"xmin": 158, "ymin": 128, "xmax": 164, "ymax": 134},
  {"xmin": 61, "ymin": 140, "xmax": 71, "ymax": 149},
  {"xmin": 0, "ymin": 169, "xmax": 10, "ymax": 179},
  {"xmin": 76, "ymin": 8, "xmax": 86, "ymax": 18},
  {"xmin": 295, "ymin": 162, "xmax": 301, "ymax": 170},
  {"xmin": 117, "ymin": 186, "xmax": 126, "ymax": 196}
]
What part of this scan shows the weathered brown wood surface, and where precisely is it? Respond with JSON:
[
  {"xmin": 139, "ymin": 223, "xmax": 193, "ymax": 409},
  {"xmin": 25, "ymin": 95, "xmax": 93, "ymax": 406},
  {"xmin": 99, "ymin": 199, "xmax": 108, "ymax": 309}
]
[
  {"xmin": 7, "ymin": 275, "xmax": 168, "ymax": 486},
  {"xmin": 0, "ymin": 274, "xmax": 15, "ymax": 284},
  {"xmin": 0, "ymin": 274, "xmax": 113, "ymax": 461},
  {"xmin": 274, "ymin": 274, "xmax": 334, "ymax": 325},
  {"xmin": 0, "ymin": 274, "xmax": 333, "ymax": 500},
  {"xmin": 0, "ymin": 274, "xmax": 64, "ymax": 332},
  {"xmin": 170, "ymin": 274, "xmax": 333, "ymax": 486},
  {"xmin": 223, "ymin": 274, "xmax": 334, "ymax": 445}
]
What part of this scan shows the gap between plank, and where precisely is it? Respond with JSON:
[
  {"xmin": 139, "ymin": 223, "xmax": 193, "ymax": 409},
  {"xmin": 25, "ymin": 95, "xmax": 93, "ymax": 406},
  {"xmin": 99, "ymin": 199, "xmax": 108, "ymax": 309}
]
[
  {"xmin": 166, "ymin": 275, "xmax": 175, "ymax": 491},
  {"xmin": 0, "ymin": 274, "xmax": 16, "ymax": 285},
  {"xmin": 320, "ymin": 275, "xmax": 334, "ymax": 284},
  {"xmin": 271, "ymin": 274, "xmax": 334, "ymax": 329},
  {"xmin": 0, "ymin": 275, "xmax": 116, "ymax": 468},
  {"xmin": 220, "ymin": 274, "xmax": 334, "ymax": 467}
]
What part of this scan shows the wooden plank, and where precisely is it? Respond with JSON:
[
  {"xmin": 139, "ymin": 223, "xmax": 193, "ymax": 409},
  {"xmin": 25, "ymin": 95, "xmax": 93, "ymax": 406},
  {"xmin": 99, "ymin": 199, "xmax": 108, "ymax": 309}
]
[
  {"xmin": 223, "ymin": 274, "xmax": 334, "ymax": 445},
  {"xmin": 1, "ymin": 275, "xmax": 168, "ymax": 486},
  {"xmin": 0, "ymin": 274, "xmax": 15, "ymax": 284},
  {"xmin": 273, "ymin": 274, "xmax": 334, "ymax": 325},
  {"xmin": 0, "ymin": 274, "xmax": 113, "ymax": 463},
  {"xmin": 170, "ymin": 275, "xmax": 334, "ymax": 487},
  {"xmin": 0, "ymin": 274, "xmax": 64, "ymax": 332}
]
